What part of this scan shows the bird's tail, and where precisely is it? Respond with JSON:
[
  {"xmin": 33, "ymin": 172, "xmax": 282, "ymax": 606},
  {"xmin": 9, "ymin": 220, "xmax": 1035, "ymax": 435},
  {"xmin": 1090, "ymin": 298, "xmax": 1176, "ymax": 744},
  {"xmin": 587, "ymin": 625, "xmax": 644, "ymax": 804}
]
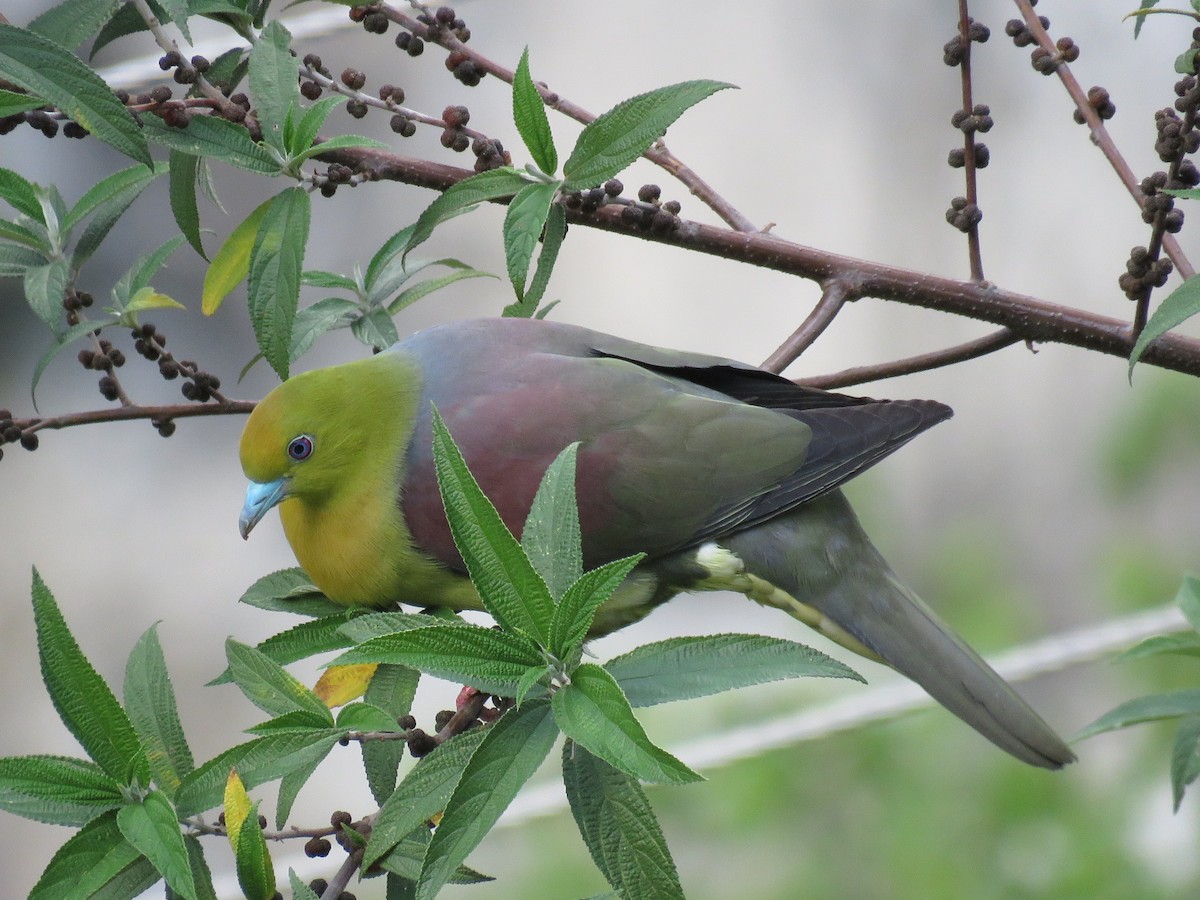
[{"xmin": 722, "ymin": 491, "xmax": 1075, "ymax": 769}]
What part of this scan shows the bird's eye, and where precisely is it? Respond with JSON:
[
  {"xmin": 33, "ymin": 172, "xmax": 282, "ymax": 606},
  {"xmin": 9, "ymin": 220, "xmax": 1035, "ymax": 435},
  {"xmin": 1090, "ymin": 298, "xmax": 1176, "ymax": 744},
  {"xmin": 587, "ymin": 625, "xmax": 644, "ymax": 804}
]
[{"xmin": 287, "ymin": 434, "xmax": 314, "ymax": 461}]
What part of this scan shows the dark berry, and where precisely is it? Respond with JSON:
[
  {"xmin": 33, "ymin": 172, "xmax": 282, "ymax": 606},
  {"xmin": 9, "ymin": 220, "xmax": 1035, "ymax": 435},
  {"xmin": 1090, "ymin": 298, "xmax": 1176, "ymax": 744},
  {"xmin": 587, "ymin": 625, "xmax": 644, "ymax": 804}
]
[
  {"xmin": 341, "ymin": 68, "xmax": 366, "ymax": 90},
  {"xmin": 637, "ymin": 184, "xmax": 661, "ymax": 203},
  {"xmin": 19, "ymin": 432, "xmax": 38, "ymax": 451}
]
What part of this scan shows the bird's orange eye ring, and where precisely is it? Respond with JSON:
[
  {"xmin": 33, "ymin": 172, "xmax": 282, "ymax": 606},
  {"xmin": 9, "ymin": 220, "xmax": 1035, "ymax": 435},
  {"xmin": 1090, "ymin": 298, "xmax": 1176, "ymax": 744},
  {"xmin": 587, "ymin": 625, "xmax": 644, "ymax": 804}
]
[{"xmin": 287, "ymin": 434, "xmax": 314, "ymax": 461}]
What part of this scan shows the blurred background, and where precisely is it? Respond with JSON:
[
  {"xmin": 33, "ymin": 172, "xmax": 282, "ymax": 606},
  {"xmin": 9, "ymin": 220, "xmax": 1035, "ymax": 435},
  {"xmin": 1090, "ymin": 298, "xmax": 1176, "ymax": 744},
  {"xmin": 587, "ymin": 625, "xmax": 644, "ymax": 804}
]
[{"xmin": 3, "ymin": 1, "xmax": 1200, "ymax": 897}]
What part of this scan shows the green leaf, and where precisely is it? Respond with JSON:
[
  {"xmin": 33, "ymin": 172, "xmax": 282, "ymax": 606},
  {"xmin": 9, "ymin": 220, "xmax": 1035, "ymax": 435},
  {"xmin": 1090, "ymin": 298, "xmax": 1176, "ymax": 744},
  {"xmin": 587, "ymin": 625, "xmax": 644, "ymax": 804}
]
[
  {"xmin": 71, "ymin": 162, "xmax": 166, "ymax": 266},
  {"xmin": 234, "ymin": 802, "xmax": 276, "ymax": 900},
  {"xmin": 274, "ymin": 750, "xmax": 325, "ymax": 829},
  {"xmin": 175, "ymin": 731, "xmax": 341, "ymax": 818},
  {"xmin": 32, "ymin": 319, "xmax": 119, "ymax": 408},
  {"xmin": 246, "ymin": 710, "xmax": 338, "ymax": 736},
  {"xmin": 1117, "ymin": 631, "xmax": 1200, "ymax": 661},
  {"xmin": 0, "ymin": 166, "xmax": 43, "ymax": 220},
  {"xmin": 366, "ymin": 222, "xmax": 419, "ymax": 290},
  {"xmin": 0, "ymin": 23, "xmax": 151, "ymax": 166},
  {"xmin": 336, "ymin": 701, "xmax": 399, "ymax": 733},
  {"xmin": 30, "ymin": 810, "xmax": 156, "ymax": 900},
  {"xmin": 383, "ymin": 263, "xmax": 495, "ymax": 316},
  {"xmin": 289, "ymin": 869, "xmax": 321, "ymax": 900},
  {"xmin": 210, "ymin": 615, "xmax": 355, "ymax": 686},
  {"xmin": 563, "ymin": 80, "xmax": 734, "ymax": 190},
  {"xmin": 182, "ymin": 836, "xmax": 219, "ymax": 900},
  {"xmin": 1075, "ymin": 688, "xmax": 1200, "ymax": 741},
  {"xmin": 120, "ymin": 234, "xmax": 188, "ymax": 301},
  {"xmin": 520, "ymin": 443, "xmax": 582, "ymax": 599},
  {"xmin": 337, "ymin": 610, "xmax": 447, "ymax": 643},
  {"xmin": 0, "ymin": 754, "xmax": 123, "ymax": 825},
  {"xmin": 0, "ymin": 241, "xmax": 44, "ymax": 279},
  {"xmin": 431, "ymin": 408, "xmax": 556, "ymax": 644},
  {"xmin": 362, "ymin": 728, "xmax": 487, "ymax": 867},
  {"xmin": 248, "ymin": 20, "xmax": 297, "ymax": 152},
  {"xmin": 552, "ymin": 664, "xmax": 701, "ymax": 785},
  {"xmin": 169, "ymin": 151, "xmax": 207, "ymax": 259},
  {"xmin": 417, "ymin": 700, "xmax": 559, "ymax": 900},
  {"xmin": 1130, "ymin": 274, "xmax": 1200, "ymax": 375},
  {"xmin": 31, "ymin": 569, "xmax": 149, "ymax": 785},
  {"xmin": 160, "ymin": 0, "xmax": 194, "ymax": 43},
  {"xmin": 123, "ymin": 624, "xmax": 194, "ymax": 798},
  {"xmin": 503, "ymin": 180, "xmax": 558, "ymax": 301},
  {"xmin": 0, "ymin": 87, "xmax": 46, "ymax": 117},
  {"xmin": 203, "ymin": 197, "xmax": 271, "ymax": 315},
  {"xmin": 237, "ymin": 567, "xmax": 341, "ymax": 617},
  {"xmin": 142, "ymin": 114, "xmax": 279, "ymax": 174},
  {"xmin": 288, "ymin": 132, "xmax": 389, "ymax": 168},
  {"xmin": 405, "ymin": 166, "xmax": 530, "ymax": 260},
  {"xmin": 563, "ymin": 741, "xmax": 682, "ymax": 899},
  {"xmin": 1171, "ymin": 716, "xmax": 1200, "ymax": 810},
  {"xmin": 362, "ymin": 663, "xmax": 421, "ymax": 804},
  {"xmin": 351, "ymin": 305, "xmax": 399, "ymax": 351},
  {"xmin": 289, "ymin": 296, "xmax": 359, "ymax": 364},
  {"xmin": 607, "ymin": 633, "xmax": 863, "ymax": 707},
  {"xmin": 23, "ymin": 258, "xmax": 69, "ymax": 330},
  {"xmin": 549, "ymin": 555, "xmax": 644, "ymax": 657},
  {"xmin": 504, "ymin": 201, "xmax": 566, "ymax": 317},
  {"xmin": 28, "ymin": 0, "xmax": 123, "ymax": 50},
  {"xmin": 1178, "ymin": 575, "xmax": 1200, "ymax": 631},
  {"xmin": 512, "ymin": 47, "xmax": 557, "ymax": 174},
  {"xmin": 0, "ymin": 215, "xmax": 46, "ymax": 251},
  {"xmin": 289, "ymin": 95, "xmax": 343, "ymax": 157},
  {"xmin": 117, "ymin": 790, "xmax": 197, "ymax": 900},
  {"xmin": 300, "ymin": 269, "xmax": 357, "ymax": 290},
  {"xmin": 378, "ymin": 828, "xmax": 494, "ymax": 885},
  {"xmin": 225, "ymin": 638, "xmax": 333, "ymax": 722},
  {"xmin": 248, "ymin": 186, "xmax": 310, "ymax": 380},
  {"xmin": 332, "ymin": 623, "xmax": 541, "ymax": 696}
]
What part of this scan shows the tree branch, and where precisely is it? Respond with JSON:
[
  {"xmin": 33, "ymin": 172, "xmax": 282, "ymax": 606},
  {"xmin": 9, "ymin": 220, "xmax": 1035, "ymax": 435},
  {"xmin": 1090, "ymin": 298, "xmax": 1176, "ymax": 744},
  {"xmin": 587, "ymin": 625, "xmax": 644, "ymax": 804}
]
[{"xmin": 760, "ymin": 278, "xmax": 856, "ymax": 374}]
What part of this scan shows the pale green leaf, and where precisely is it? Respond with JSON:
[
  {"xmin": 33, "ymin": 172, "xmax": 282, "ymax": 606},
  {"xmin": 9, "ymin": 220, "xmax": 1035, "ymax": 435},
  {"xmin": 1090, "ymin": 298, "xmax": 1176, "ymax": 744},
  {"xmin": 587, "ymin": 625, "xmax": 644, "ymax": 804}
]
[
  {"xmin": 503, "ymin": 180, "xmax": 558, "ymax": 300},
  {"xmin": 520, "ymin": 443, "xmax": 582, "ymax": 599},
  {"xmin": 123, "ymin": 624, "xmax": 194, "ymax": 797},
  {"xmin": 513, "ymin": 47, "xmax": 557, "ymax": 174},
  {"xmin": 117, "ymin": 790, "xmax": 196, "ymax": 900},
  {"xmin": 248, "ymin": 20, "xmax": 297, "ymax": 152},
  {"xmin": 247, "ymin": 186, "xmax": 310, "ymax": 379},
  {"xmin": 1130, "ymin": 274, "xmax": 1200, "ymax": 375},
  {"xmin": 1076, "ymin": 688, "xmax": 1200, "ymax": 741}
]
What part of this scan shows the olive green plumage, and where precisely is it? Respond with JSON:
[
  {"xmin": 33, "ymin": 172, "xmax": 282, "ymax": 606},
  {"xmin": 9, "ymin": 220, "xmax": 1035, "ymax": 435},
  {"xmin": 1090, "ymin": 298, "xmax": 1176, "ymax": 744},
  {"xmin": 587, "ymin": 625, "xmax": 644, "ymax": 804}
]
[{"xmin": 239, "ymin": 317, "xmax": 1074, "ymax": 769}]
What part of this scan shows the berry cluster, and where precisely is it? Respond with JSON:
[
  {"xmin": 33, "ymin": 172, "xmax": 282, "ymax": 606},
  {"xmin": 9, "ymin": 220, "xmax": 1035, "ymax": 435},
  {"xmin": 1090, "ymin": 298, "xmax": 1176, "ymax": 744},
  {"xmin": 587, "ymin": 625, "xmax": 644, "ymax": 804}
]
[
  {"xmin": 943, "ymin": 18, "xmax": 990, "ymax": 67},
  {"xmin": 471, "ymin": 135, "xmax": 510, "ymax": 172},
  {"xmin": 1004, "ymin": 13, "xmax": 1049, "ymax": 48},
  {"xmin": 0, "ymin": 409, "xmax": 37, "ymax": 460},
  {"xmin": 945, "ymin": 196, "xmax": 982, "ymax": 233},
  {"xmin": 0, "ymin": 86, "xmax": 88, "ymax": 139},
  {"xmin": 62, "ymin": 288, "xmax": 94, "ymax": 327},
  {"xmin": 304, "ymin": 878, "xmax": 355, "ymax": 900},
  {"xmin": 77, "ymin": 339, "xmax": 127, "ymax": 403},
  {"xmin": 1073, "ymin": 86, "xmax": 1116, "ymax": 125},
  {"xmin": 157, "ymin": 50, "xmax": 210, "ymax": 85}
]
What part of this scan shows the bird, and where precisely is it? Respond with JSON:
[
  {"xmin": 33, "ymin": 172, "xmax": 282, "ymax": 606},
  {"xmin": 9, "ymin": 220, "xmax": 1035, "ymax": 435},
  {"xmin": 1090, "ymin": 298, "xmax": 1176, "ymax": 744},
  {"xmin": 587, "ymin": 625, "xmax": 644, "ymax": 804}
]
[{"xmin": 238, "ymin": 316, "xmax": 1074, "ymax": 769}]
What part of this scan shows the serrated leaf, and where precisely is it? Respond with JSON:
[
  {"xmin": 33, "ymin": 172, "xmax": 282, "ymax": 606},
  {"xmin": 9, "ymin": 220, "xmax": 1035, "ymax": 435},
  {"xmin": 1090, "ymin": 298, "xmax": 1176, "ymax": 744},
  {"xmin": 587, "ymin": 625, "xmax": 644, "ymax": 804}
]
[
  {"xmin": 31, "ymin": 569, "xmax": 149, "ymax": 786},
  {"xmin": 552, "ymin": 664, "xmax": 701, "ymax": 785},
  {"xmin": 0, "ymin": 216, "xmax": 46, "ymax": 251},
  {"xmin": 337, "ymin": 611, "xmax": 446, "ymax": 643},
  {"xmin": 234, "ymin": 799, "xmax": 275, "ymax": 900},
  {"xmin": 1075, "ymin": 688, "xmax": 1200, "ymax": 741},
  {"xmin": 169, "ymin": 151, "xmax": 207, "ymax": 259},
  {"xmin": 0, "ymin": 87, "xmax": 45, "ymax": 117},
  {"xmin": 563, "ymin": 741, "xmax": 682, "ymax": 899},
  {"xmin": 246, "ymin": 710, "xmax": 336, "ymax": 736},
  {"xmin": 63, "ymin": 161, "xmax": 164, "ymax": 236},
  {"xmin": 237, "ymin": 567, "xmax": 340, "ymax": 616},
  {"xmin": 404, "ymin": 167, "xmax": 529, "ymax": 260},
  {"xmin": 1130, "ymin": 273, "xmax": 1200, "ymax": 375},
  {"xmin": 202, "ymin": 196, "xmax": 270, "ymax": 315},
  {"xmin": 182, "ymin": 836, "xmax": 219, "ymax": 900},
  {"xmin": 225, "ymin": 637, "xmax": 333, "ymax": 721},
  {"xmin": 117, "ymin": 790, "xmax": 196, "ymax": 900},
  {"xmin": 513, "ymin": 47, "xmax": 557, "ymax": 174},
  {"xmin": 24, "ymin": 258, "xmax": 69, "ymax": 330},
  {"xmin": 520, "ymin": 443, "xmax": 582, "ymax": 600},
  {"xmin": 0, "ymin": 23, "xmax": 151, "ymax": 166},
  {"xmin": 431, "ymin": 408, "xmax": 556, "ymax": 643},
  {"xmin": 314, "ymin": 664, "xmax": 378, "ymax": 707},
  {"xmin": 378, "ymin": 828, "xmax": 494, "ymax": 885},
  {"xmin": 1171, "ymin": 716, "xmax": 1200, "ymax": 810},
  {"xmin": 275, "ymin": 750, "xmax": 325, "ymax": 830},
  {"xmin": 0, "ymin": 166, "xmax": 43, "ymax": 220},
  {"xmin": 362, "ymin": 728, "xmax": 487, "ymax": 868},
  {"xmin": 335, "ymin": 701, "xmax": 400, "ymax": 732},
  {"xmin": 332, "ymin": 623, "xmax": 541, "ymax": 696},
  {"xmin": 504, "ymin": 201, "xmax": 566, "ymax": 317},
  {"xmin": 28, "ymin": 0, "xmax": 123, "ymax": 50},
  {"xmin": 0, "ymin": 754, "xmax": 123, "ymax": 825},
  {"xmin": 563, "ymin": 80, "xmax": 734, "ymax": 190},
  {"xmin": 300, "ymin": 269, "xmax": 357, "ymax": 290},
  {"xmin": 124, "ymin": 234, "xmax": 188, "ymax": 298},
  {"xmin": 123, "ymin": 625, "xmax": 193, "ymax": 799},
  {"xmin": 0, "ymin": 240, "xmax": 44, "ymax": 277},
  {"xmin": 503, "ymin": 180, "xmax": 558, "ymax": 301},
  {"xmin": 607, "ymin": 634, "xmax": 863, "ymax": 707},
  {"xmin": 288, "ymin": 295, "xmax": 359, "ymax": 364},
  {"xmin": 209, "ymin": 615, "xmax": 353, "ymax": 686},
  {"xmin": 362, "ymin": 664, "xmax": 420, "ymax": 804},
  {"xmin": 73, "ymin": 170, "xmax": 166, "ymax": 268},
  {"xmin": 289, "ymin": 869, "xmax": 321, "ymax": 900},
  {"xmin": 123, "ymin": 286, "xmax": 186, "ymax": 315},
  {"xmin": 175, "ymin": 731, "xmax": 341, "ymax": 818},
  {"xmin": 160, "ymin": 0, "xmax": 193, "ymax": 42},
  {"xmin": 384, "ymin": 264, "xmax": 495, "ymax": 316},
  {"xmin": 29, "ymin": 810, "xmax": 154, "ymax": 900},
  {"xmin": 417, "ymin": 700, "xmax": 558, "ymax": 899},
  {"xmin": 248, "ymin": 186, "xmax": 310, "ymax": 379},
  {"xmin": 248, "ymin": 20, "xmax": 296, "ymax": 152},
  {"xmin": 142, "ymin": 114, "xmax": 279, "ymax": 174},
  {"xmin": 550, "ymin": 555, "xmax": 644, "ymax": 656},
  {"xmin": 288, "ymin": 132, "xmax": 389, "ymax": 169},
  {"xmin": 351, "ymin": 305, "xmax": 399, "ymax": 351},
  {"xmin": 289, "ymin": 95, "xmax": 343, "ymax": 157}
]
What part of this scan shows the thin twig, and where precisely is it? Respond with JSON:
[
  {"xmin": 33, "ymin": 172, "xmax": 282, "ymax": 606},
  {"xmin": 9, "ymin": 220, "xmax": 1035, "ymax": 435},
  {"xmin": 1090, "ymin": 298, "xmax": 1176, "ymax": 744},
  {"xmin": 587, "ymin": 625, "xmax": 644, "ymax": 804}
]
[
  {"xmin": 15, "ymin": 400, "xmax": 256, "ymax": 435},
  {"xmin": 379, "ymin": 3, "xmax": 758, "ymax": 232},
  {"xmin": 1012, "ymin": 0, "xmax": 1195, "ymax": 283},
  {"xmin": 760, "ymin": 278, "xmax": 857, "ymax": 374},
  {"xmin": 957, "ymin": 0, "xmax": 986, "ymax": 282},
  {"xmin": 796, "ymin": 328, "xmax": 1022, "ymax": 390},
  {"xmin": 320, "ymin": 847, "xmax": 364, "ymax": 900}
]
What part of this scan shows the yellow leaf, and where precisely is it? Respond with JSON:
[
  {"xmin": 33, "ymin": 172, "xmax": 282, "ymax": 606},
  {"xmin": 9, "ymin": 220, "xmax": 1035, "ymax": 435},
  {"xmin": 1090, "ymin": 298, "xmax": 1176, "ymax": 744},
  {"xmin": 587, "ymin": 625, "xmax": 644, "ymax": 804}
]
[
  {"xmin": 314, "ymin": 663, "xmax": 378, "ymax": 707},
  {"xmin": 125, "ymin": 285, "xmax": 186, "ymax": 313},
  {"xmin": 202, "ymin": 197, "xmax": 272, "ymax": 315},
  {"xmin": 223, "ymin": 768, "xmax": 253, "ymax": 854}
]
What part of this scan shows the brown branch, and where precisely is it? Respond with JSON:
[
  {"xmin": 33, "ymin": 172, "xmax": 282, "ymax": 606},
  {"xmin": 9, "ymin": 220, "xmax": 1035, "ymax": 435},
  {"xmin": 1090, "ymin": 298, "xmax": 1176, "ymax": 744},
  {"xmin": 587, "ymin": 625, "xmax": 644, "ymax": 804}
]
[
  {"xmin": 16, "ymin": 400, "xmax": 256, "ymax": 435},
  {"xmin": 379, "ymin": 3, "xmax": 758, "ymax": 232},
  {"xmin": 1013, "ymin": 0, "xmax": 1195, "ymax": 282},
  {"xmin": 320, "ymin": 144, "xmax": 1200, "ymax": 376},
  {"xmin": 798, "ymin": 328, "xmax": 1023, "ymax": 390},
  {"xmin": 957, "ymin": 0, "xmax": 985, "ymax": 282},
  {"xmin": 760, "ymin": 278, "xmax": 856, "ymax": 374},
  {"xmin": 321, "ymin": 846, "xmax": 364, "ymax": 900}
]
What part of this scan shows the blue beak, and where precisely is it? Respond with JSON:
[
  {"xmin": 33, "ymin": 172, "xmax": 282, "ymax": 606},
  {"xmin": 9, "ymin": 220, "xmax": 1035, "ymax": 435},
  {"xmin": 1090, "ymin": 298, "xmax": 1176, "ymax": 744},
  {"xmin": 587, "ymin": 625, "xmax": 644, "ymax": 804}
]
[{"xmin": 239, "ymin": 477, "xmax": 289, "ymax": 539}]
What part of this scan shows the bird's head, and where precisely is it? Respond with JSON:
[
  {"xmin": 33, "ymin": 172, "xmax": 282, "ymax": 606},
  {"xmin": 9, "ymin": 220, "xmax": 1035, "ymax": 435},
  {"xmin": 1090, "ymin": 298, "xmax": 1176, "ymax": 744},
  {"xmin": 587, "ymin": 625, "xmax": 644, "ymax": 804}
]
[{"xmin": 238, "ymin": 353, "xmax": 417, "ymax": 539}]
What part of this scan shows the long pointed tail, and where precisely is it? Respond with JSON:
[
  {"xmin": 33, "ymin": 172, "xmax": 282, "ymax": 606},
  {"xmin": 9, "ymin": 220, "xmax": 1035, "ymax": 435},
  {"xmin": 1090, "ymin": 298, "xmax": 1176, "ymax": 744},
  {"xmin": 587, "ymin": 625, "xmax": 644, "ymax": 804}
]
[{"xmin": 723, "ymin": 491, "xmax": 1075, "ymax": 769}]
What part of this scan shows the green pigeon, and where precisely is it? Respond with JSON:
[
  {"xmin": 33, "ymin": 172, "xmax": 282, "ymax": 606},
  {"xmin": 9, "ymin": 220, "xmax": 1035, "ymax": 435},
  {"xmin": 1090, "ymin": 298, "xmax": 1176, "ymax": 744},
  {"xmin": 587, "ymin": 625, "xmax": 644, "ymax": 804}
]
[{"xmin": 239, "ymin": 317, "xmax": 1074, "ymax": 768}]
